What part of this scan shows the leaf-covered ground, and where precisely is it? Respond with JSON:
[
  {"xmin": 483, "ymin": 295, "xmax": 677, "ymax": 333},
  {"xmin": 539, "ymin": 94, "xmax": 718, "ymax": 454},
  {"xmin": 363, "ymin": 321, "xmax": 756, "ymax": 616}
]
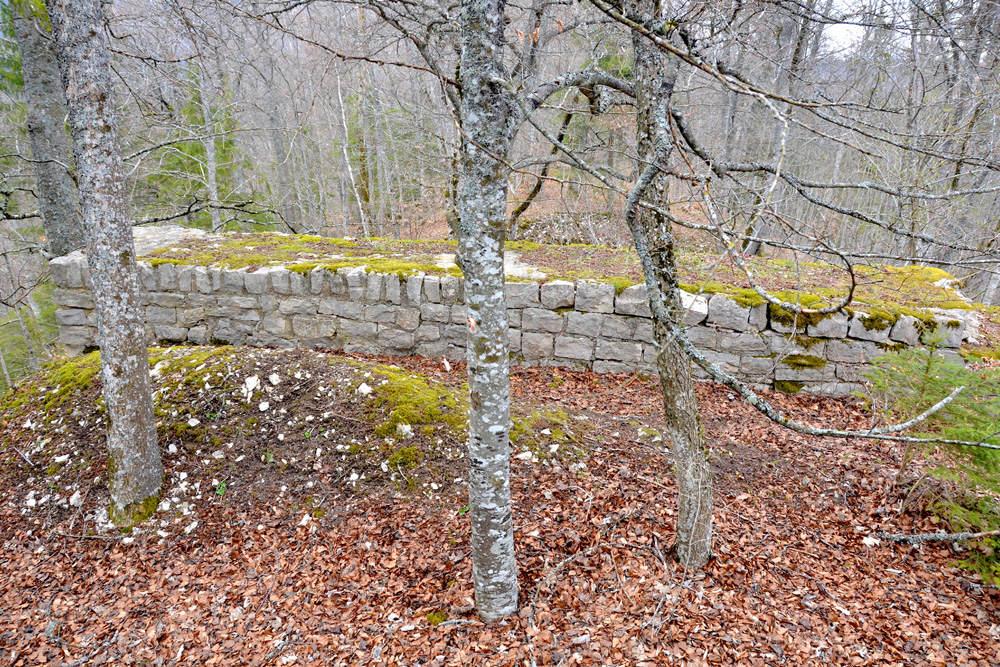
[{"xmin": 0, "ymin": 346, "xmax": 997, "ymax": 666}]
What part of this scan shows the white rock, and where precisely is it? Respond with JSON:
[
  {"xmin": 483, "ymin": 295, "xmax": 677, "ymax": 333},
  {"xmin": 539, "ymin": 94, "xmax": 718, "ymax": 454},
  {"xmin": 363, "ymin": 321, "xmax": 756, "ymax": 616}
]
[
  {"xmin": 69, "ymin": 490, "xmax": 83, "ymax": 507},
  {"xmin": 269, "ymin": 373, "xmax": 281, "ymax": 386},
  {"xmin": 184, "ymin": 521, "xmax": 199, "ymax": 535},
  {"xmin": 298, "ymin": 514, "xmax": 311, "ymax": 527},
  {"xmin": 515, "ymin": 451, "xmax": 534, "ymax": 461},
  {"xmin": 187, "ymin": 418, "xmax": 200, "ymax": 428},
  {"xmin": 168, "ymin": 444, "xmax": 178, "ymax": 455},
  {"xmin": 356, "ymin": 383, "xmax": 373, "ymax": 396},
  {"xmin": 259, "ymin": 401, "xmax": 270, "ymax": 412},
  {"xmin": 396, "ymin": 423, "xmax": 414, "ymax": 438},
  {"xmin": 54, "ymin": 454, "xmax": 70, "ymax": 463},
  {"xmin": 244, "ymin": 375, "xmax": 260, "ymax": 395}
]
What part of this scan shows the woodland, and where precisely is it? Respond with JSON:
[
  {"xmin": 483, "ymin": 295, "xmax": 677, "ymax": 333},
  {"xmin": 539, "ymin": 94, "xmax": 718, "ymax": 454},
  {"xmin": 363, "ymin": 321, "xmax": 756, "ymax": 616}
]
[{"xmin": 2, "ymin": 0, "xmax": 1000, "ymax": 665}]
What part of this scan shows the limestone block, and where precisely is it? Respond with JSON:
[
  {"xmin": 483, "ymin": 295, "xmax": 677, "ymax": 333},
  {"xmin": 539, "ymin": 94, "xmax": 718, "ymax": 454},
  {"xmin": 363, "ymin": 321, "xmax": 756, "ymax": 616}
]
[
  {"xmin": 507, "ymin": 309, "xmax": 521, "ymax": 328},
  {"xmin": 234, "ymin": 309, "xmax": 261, "ymax": 322},
  {"xmin": 521, "ymin": 332, "xmax": 554, "ymax": 360},
  {"xmin": 508, "ymin": 329, "xmax": 521, "ymax": 353},
  {"xmin": 49, "ymin": 256, "xmax": 82, "ymax": 288},
  {"xmin": 685, "ymin": 325, "xmax": 717, "ymax": 348},
  {"xmin": 154, "ymin": 325, "xmax": 187, "ymax": 342},
  {"xmin": 848, "ymin": 312, "xmax": 890, "ymax": 343},
  {"xmin": 593, "ymin": 360, "xmax": 635, "ymax": 374},
  {"xmin": 61, "ymin": 325, "xmax": 96, "ymax": 348},
  {"xmin": 364, "ymin": 304, "xmax": 397, "ymax": 323},
  {"xmin": 385, "ymin": 273, "xmax": 401, "ymax": 305},
  {"xmin": 835, "ymin": 364, "xmax": 865, "ymax": 382},
  {"xmin": 600, "ymin": 315, "xmax": 632, "ymax": 340},
  {"xmin": 825, "ymin": 339, "xmax": 867, "ymax": 363},
  {"xmin": 396, "ymin": 308, "xmax": 421, "ymax": 331},
  {"xmin": 575, "ymin": 282, "xmax": 615, "ymax": 313},
  {"xmin": 405, "ymin": 275, "xmax": 423, "ymax": 306},
  {"xmin": 261, "ymin": 312, "xmax": 289, "ymax": 336},
  {"xmin": 446, "ymin": 344, "xmax": 466, "ymax": 361},
  {"xmin": 420, "ymin": 303, "xmax": 451, "ymax": 323},
  {"xmin": 55, "ymin": 308, "xmax": 87, "ymax": 326},
  {"xmin": 416, "ymin": 324, "xmax": 441, "ymax": 341},
  {"xmin": 147, "ymin": 292, "xmax": 185, "ymax": 308},
  {"xmin": 615, "ymin": 285, "xmax": 651, "ymax": 317},
  {"xmin": 595, "ymin": 339, "xmax": 642, "ymax": 363},
  {"xmin": 800, "ymin": 382, "xmax": 864, "ymax": 397},
  {"xmin": 326, "ymin": 271, "xmax": 347, "ymax": 298},
  {"xmin": 749, "ymin": 304, "xmax": 768, "ymax": 331},
  {"xmin": 259, "ymin": 294, "xmax": 280, "ymax": 312},
  {"xmin": 565, "ymin": 311, "xmax": 602, "ymax": 336},
  {"xmin": 423, "ymin": 275, "xmax": 441, "ymax": 303},
  {"xmin": 808, "ymin": 312, "xmax": 849, "ymax": 339},
  {"xmin": 279, "ymin": 299, "xmax": 316, "ymax": 315},
  {"xmin": 924, "ymin": 317, "xmax": 964, "ymax": 348},
  {"xmin": 774, "ymin": 363, "xmax": 836, "ymax": 382},
  {"xmin": 441, "ymin": 275, "xmax": 460, "ymax": 305},
  {"xmin": 719, "ymin": 332, "xmax": 768, "ymax": 353},
  {"xmin": 443, "ymin": 324, "xmax": 467, "ymax": 344},
  {"xmin": 218, "ymin": 297, "xmax": 258, "ymax": 310},
  {"xmin": 707, "ymin": 294, "xmax": 750, "ymax": 332},
  {"xmin": 768, "ymin": 333, "xmax": 825, "ymax": 357},
  {"xmin": 451, "ymin": 305, "xmax": 468, "ymax": 325},
  {"xmin": 293, "ymin": 315, "xmax": 338, "ymax": 339},
  {"xmin": 194, "ymin": 267, "xmax": 212, "ymax": 294},
  {"xmin": 740, "ymin": 355, "xmax": 774, "ymax": 375},
  {"xmin": 146, "ymin": 306, "xmax": 176, "ymax": 324},
  {"xmin": 680, "ymin": 291, "xmax": 709, "ymax": 326},
  {"xmin": 137, "ymin": 263, "xmax": 156, "ymax": 291},
  {"xmin": 187, "ymin": 326, "xmax": 209, "ymax": 345},
  {"xmin": 319, "ymin": 300, "xmax": 362, "ymax": 320},
  {"xmin": 53, "ymin": 288, "xmax": 94, "ymax": 309},
  {"xmin": 271, "ymin": 269, "xmax": 292, "ymax": 295},
  {"xmin": 634, "ymin": 319, "xmax": 654, "ymax": 343},
  {"xmin": 505, "ymin": 282, "xmax": 540, "ymax": 309},
  {"xmin": 80, "ymin": 262, "xmax": 93, "ymax": 289},
  {"xmin": 365, "ymin": 272, "xmax": 384, "ymax": 302},
  {"xmin": 555, "ymin": 335, "xmax": 594, "ymax": 361},
  {"xmin": 523, "ymin": 308, "xmax": 565, "ymax": 333},
  {"xmin": 176, "ymin": 308, "xmax": 205, "ymax": 327},
  {"xmin": 541, "ymin": 280, "xmax": 575, "ymax": 309},
  {"xmin": 341, "ymin": 267, "xmax": 365, "ymax": 300},
  {"xmin": 310, "ymin": 268, "xmax": 326, "ymax": 295},
  {"xmin": 642, "ymin": 343, "xmax": 659, "ymax": 365},
  {"xmin": 701, "ymin": 350, "xmax": 740, "ymax": 374},
  {"xmin": 378, "ymin": 326, "xmax": 416, "ymax": 349},
  {"xmin": 416, "ymin": 341, "xmax": 449, "ymax": 359},
  {"xmin": 176, "ymin": 265, "xmax": 194, "ymax": 292},
  {"xmin": 889, "ymin": 315, "xmax": 921, "ymax": 346},
  {"xmin": 156, "ymin": 263, "xmax": 178, "ymax": 291},
  {"xmin": 223, "ymin": 269, "xmax": 246, "ymax": 292},
  {"xmin": 339, "ymin": 320, "xmax": 378, "ymax": 341}
]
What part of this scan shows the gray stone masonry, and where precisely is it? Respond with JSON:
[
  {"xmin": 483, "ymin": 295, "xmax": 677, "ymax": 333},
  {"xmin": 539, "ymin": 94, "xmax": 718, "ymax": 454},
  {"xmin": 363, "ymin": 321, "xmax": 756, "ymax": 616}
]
[{"xmin": 47, "ymin": 227, "xmax": 980, "ymax": 398}]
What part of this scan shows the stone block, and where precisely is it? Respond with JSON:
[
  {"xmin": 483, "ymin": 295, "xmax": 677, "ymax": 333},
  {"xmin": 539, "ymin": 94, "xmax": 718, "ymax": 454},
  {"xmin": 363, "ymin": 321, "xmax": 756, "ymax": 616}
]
[
  {"xmin": 615, "ymin": 285, "xmax": 650, "ymax": 317},
  {"xmin": 148, "ymin": 292, "xmax": 186, "ymax": 308},
  {"xmin": 310, "ymin": 268, "xmax": 326, "ymax": 295},
  {"xmin": 287, "ymin": 271, "xmax": 308, "ymax": 296},
  {"xmin": 523, "ymin": 308, "xmax": 565, "ymax": 333},
  {"xmin": 61, "ymin": 325, "xmax": 96, "ymax": 348},
  {"xmin": 146, "ymin": 306, "xmax": 176, "ymax": 324},
  {"xmin": 234, "ymin": 309, "xmax": 261, "ymax": 322},
  {"xmin": 707, "ymin": 294, "xmax": 750, "ymax": 332},
  {"xmin": 271, "ymin": 269, "xmax": 292, "ymax": 294},
  {"xmin": 521, "ymin": 332, "xmax": 553, "ymax": 360},
  {"xmin": 600, "ymin": 315, "xmax": 632, "ymax": 340},
  {"xmin": 848, "ymin": 312, "xmax": 890, "ymax": 342},
  {"xmin": 176, "ymin": 308, "xmax": 205, "ymax": 327},
  {"xmin": 55, "ymin": 308, "xmax": 87, "ymax": 326},
  {"xmin": 889, "ymin": 315, "xmax": 921, "ymax": 346},
  {"xmin": 835, "ymin": 364, "xmax": 865, "ymax": 382},
  {"xmin": 326, "ymin": 271, "xmax": 347, "ymax": 298},
  {"xmin": 825, "ymin": 339, "xmax": 867, "ymax": 363},
  {"xmin": 575, "ymin": 282, "xmax": 615, "ymax": 313},
  {"xmin": 680, "ymin": 291, "xmax": 709, "ymax": 326},
  {"xmin": 555, "ymin": 335, "xmax": 594, "ymax": 361},
  {"xmin": 775, "ymin": 363, "xmax": 836, "ymax": 382},
  {"xmin": 565, "ymin": 311, "xmax": 602, "ymax": 336},
  {"xmin": 222, "ymin": 269, "xmax": 246, "ymax": 292},
  {"xmin": 154, "ymin": 325, "xmax": 187, "ymax": 342},
  {"xmin": 685, "ymin": 325, "xmax": 716, "ymax": 348},
  {"xmin": 341, "ymin": 267, "xmax": 365, "ymax": 300},
  {"xmin": 53, "ymin": 288, "xmax": 94, "ymax": 309},
  {"xmin": 385, "ymin": 273, "xmax": 401, "ymax": 305},
  {"xmin": 808, "ymin": 312, "xmax": 849, "ymax": 339},
  {"xmin": 593, "ymin": 360, "xmax": 634, "ymax": 374},
  {"xmin": 364, "ymin": 304, "xmax": 397, "ymax": 323},
  {"xmin": 194, "ymin": 267, "xmax": 213, "ymax": 294},
  {"xmin": 80, "ymin": 263, "xmax": 93, "ymax": 289},
  {"xmin": 339, "ymin": 320, "xmax": 378, "ymax": 341},
  {"xmin": 187, "ymin": 326, "xmax": 209, "ymax": 345},
  {"xmin": 719, "ymin": 332, "xmax": 768, "ymax": 353},
  {"xmin": 924, "ymin": 318, "xmax": 964, "ymax": 348},
  {"xmin": 293, "ymin": 315, "xmax": 337, "ymax": 339},
  {"xmin": 261, "ymin": 312, "xmax": 289, "ymax": 336},
  {"xmin": 451, "ymin": 305, "xmax": 468, "ymax": 325},
  {"xmin": 420, "ymin": 303, "xmax": 451, "ymax": 323},
  {"xmin": 701, "ymin": 350, "xmax": 740, "ymax": 374},
  {"xmin": 740, "ymin": 355, "xmax": 774, "ymax": 375},
  {"xmin": 138, "ymin": 263, "xmax": 156, "ymax": 291},
  {"xmin": 365, "ymin": 272, "xmax": 384, "ymax": 302},
  {"xmin": 799, "ymin": 382, "xmax": 864, "ymax": 398},
  {"xmin": 423, "ymin": 276, "xmax": 441, "ymax": 303},
  {"xmin": 416, "ymin": 324, "xmax": 441, "ymax": 341},
  {"xmin": 443, "ymin": 324, "xmax": 467, "ymax": 344},
  {"xmin": 218, "ymin": 296, "xmax": 258, "ymax": 309},
  {"xmin": 749, "ymin": 304, "xmax": 767, "ymax": 331},
  {"xmin": 259, "ymin": 294, "xmax": 279, "ymax": 312},
  {"xmin": 176, "ymin": 265, "xmax": 194, "ymax": 292},
  {"xmin": 416, "ymin": 341, "xmax": 449, "ymax": 358},
  {"xmin": 595, "ymin": 339, "xmax": 642, "ymax": 363},
  {"xmin": 49, "ymin": 256, "xmax": 82, "ymax": 288},
  {"xmin": 642, "ymin": 343, "xmax": 659, "ymax": 365},
  {"xmin": 541, "ymin": 280, "xmax": 575, "ymax": 309},
  {"xmin": 507, "ymin": 309, "xmax": 521, "ymax": 328},
  {"xmin": 156, "ymin": 263, "xmax": 178, "ymax": 291},
  {"xmin": 508, "ymin": 329, "xmax": 521, "ymax": 352},
  {"xmin": 378, "ymin": 326, "xmax": 416, "ymax": 349},
  {"xmin": 768, "ymin": 333, "xmax": 825, "ymax": 357},
  {"xmin": 505, "ymin": 282, "xmax": 540, "ymax": 308},
  {"xmin": 279, "ymin": 299, "xmax": 316, "ymax": 315},
  {"xmin": 440, "ymin": 276, "xmax": 460, "ymax": 305},
  {"xmin": 319, "ymin": 300, "xmax": 363, "ymax": 320},
  {"xmin": 396, "ymin": 308, "xmax": 421, "ymax": 331},
  {"xmin": 405, "ymin": 275, "xmax": 423, "ymax": 306},
  {"xmin": 634, "ymin": 320, "xmax": 654, "ymax": 343}
]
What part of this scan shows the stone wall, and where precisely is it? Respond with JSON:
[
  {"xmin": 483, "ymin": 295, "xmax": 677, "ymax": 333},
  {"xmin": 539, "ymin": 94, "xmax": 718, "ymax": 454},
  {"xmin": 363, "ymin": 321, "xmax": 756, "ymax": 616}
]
[{"xmin": 48, "ymin": 233, "xmax": 975, "ymax": 398}]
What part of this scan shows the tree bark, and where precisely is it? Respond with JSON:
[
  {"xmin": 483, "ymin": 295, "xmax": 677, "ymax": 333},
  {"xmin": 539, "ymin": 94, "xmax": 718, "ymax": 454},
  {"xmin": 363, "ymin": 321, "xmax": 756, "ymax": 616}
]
[
  {"xmin": 629, "ymin": 3, "xmax": 713, "ymax": 569},
  {"xmin": 457, "ymin": 0, "xmax": 519, "ymax": 621},
  {"xmin": 11, "ymin": 3, "xmax": 84, "ymax": 258},
  {"xmin": 45, "ymin": 0, "xmax": 163, "ymax": 526}
]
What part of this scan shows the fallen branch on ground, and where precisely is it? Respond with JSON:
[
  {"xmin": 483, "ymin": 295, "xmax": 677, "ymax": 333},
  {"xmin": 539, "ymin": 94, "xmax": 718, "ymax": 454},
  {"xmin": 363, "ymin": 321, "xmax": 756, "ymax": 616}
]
[{"xmin": 877, "ymin": 530, "xmax": 1000, "ymax": 545}]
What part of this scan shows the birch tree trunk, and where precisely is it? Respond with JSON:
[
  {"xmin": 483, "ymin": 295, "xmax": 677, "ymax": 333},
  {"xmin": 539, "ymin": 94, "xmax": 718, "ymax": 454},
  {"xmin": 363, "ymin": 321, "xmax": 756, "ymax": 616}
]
[
  {"xmin": 628, "ymin": 3, "xmax": 713, "ymax": 569},
  {"xmin": 457, "ymin": 0, "xmax": 519, "ymax": 621},
  {"xmin": 45, "ymin": 0, "xmax": 163, "ymax": 526},
  {"xmin": 11, "ymin": 2, "xmax": 84, "ymax": 258}
]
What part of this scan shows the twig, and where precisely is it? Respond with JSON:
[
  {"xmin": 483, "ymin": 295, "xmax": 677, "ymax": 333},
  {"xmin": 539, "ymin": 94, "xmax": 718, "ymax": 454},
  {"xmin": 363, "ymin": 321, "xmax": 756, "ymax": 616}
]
[
  {"xmin": 877, "ymin": 530, "xmax": 1000, "ymax": 545},
  {"xmin": 11, "ymin": 445, "xmax": 36, "ymax": 467},
  {"xmin": 54, "ymin": 531, "xmax": 128, "ymax": 541}
]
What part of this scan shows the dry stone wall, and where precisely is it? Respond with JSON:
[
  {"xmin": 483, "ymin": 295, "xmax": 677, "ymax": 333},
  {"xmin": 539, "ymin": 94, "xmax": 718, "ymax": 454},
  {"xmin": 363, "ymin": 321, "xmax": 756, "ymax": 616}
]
[{"xmin": 48, "ymin": 233, "xmax": 975, "ymax": 398}]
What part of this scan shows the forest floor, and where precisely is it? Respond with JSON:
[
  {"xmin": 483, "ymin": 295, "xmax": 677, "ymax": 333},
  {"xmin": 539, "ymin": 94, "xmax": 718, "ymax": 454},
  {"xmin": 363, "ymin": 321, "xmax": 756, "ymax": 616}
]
[{"xmin": 0, "ymin": 346, "xmax": 997, "ymax": 666}]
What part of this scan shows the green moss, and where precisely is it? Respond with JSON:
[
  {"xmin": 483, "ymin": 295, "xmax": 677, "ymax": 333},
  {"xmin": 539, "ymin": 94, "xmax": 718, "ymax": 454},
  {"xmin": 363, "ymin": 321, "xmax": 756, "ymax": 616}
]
[
  {"xmin": 780, "ymin": 354, "xmax": 827, "ymax": 370},
  {"xmin": 426, "ymin": 611, "xmax": 448, "ymax": 626},
  {"xmin": 387, "ymin": 446, "xmax": 422, "ymax": 470},
  {"xmin": 510, "ymin": 409, "xmax": 584, "ymax": 460},
  {"xmin": 793, "ymin": 335, "xmax": 824, "ymax": 351},
  {"xmin": 859, "ymin": 308, "xmax": 896, "ymax": 332},
  {"xmin": 108, "ymin": 492, "xmax": 160, "ymax": 527},
  {"xmin": 876, "ymin": 341, "xmax": 908, "ymax": 353},
  {"xmin": 147, "ymin": 258, "xmax": 185, "ymax": 267},
  {"xmin": 678, "ymin": 281, "xmax": 766, "ymax": 308},
  {"xmin": 286, "ymin": 257, "xmax": 461, "ymax": 279},
  {"xmin": 774, "ymin": 380, "xmax": 804, "ymax": 394},
  {"xmin": 359, "ymin": 363, "xmax": 468, "ymax": 438}
]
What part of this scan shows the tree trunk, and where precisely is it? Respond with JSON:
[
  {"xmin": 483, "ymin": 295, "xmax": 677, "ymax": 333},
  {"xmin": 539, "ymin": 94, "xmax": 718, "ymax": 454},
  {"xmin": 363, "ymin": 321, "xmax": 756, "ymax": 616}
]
[
  {"xmin": 194, "ymin": 59, "xmax": 223, "ymax": 232},
  {"xmin": 45, "ymin": 0, "xmax": 163, "ymax": 527},
  {"xmin": 629, "ymin": 3, "xmax": 713, "ymax": 569},
  {"xmin": 457, "ymin": 0, "xmax": 519, "ymax": 621},
  {"xmin": 11, "ymin": 3, "xmax": 84, "ymax": 258}
]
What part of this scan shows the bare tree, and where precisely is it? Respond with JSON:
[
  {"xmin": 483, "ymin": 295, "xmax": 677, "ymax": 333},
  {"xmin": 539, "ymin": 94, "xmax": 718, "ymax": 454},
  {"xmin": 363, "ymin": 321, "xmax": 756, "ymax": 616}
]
[{"xmin": 45, "ymin": 0, "xmax": 163, "ymax": 526}]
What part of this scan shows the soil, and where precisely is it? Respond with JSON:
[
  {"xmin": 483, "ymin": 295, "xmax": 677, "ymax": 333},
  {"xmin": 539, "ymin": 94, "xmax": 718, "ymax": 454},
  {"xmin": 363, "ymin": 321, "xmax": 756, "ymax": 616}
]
[{"xmin": 1, "ymin": 346, "xmax": 998, "ymax": 665}]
